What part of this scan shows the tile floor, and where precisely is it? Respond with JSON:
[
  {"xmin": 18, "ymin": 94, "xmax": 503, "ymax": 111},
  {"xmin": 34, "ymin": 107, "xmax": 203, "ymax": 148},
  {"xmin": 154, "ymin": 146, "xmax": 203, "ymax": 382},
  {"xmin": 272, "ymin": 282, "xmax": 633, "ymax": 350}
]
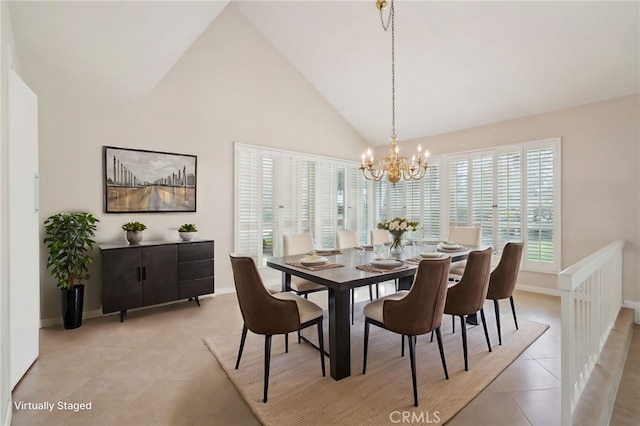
[{"xmin": 9, "ymin": 287, "xmax": 633, "ymax": 425}]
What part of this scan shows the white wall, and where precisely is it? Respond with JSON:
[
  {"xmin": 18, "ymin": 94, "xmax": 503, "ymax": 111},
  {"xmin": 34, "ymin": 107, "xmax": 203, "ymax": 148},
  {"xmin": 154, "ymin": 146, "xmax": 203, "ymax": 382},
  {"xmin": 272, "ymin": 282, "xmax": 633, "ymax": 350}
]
[
  {"xmin": 29, "ymin": 5, "xmax": 366, "ymax": 321},
  {"xmin": 393, "ymin": 94, "xmax": 640, "ymax": 303}
]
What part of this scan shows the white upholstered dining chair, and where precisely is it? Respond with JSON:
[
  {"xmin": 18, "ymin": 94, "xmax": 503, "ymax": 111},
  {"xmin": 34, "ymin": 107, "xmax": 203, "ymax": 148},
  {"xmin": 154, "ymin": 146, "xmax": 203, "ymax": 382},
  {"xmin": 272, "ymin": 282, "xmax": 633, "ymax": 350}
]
[
  {"xmin": 336, "ymin": 230, "xmax": 374, "ymax": 324},
  {"xmin": 283, "ymin": 233, "xmax": 326, "ymax": 298},
  {"xmin": 448, "ymin": 226, "xmax": 482, "ymax": 277}
]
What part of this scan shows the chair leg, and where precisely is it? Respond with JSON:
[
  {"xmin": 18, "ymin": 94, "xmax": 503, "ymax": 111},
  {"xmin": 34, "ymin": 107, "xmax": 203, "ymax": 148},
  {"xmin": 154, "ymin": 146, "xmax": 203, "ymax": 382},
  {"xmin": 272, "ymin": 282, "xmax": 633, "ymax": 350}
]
[
  {"xmin": 408, "ymin": 335, "xmax": 418, "ymax": 407},
  {"xmin": 285, "ymin": 333, "xmax": 289, "ymax": 353},
  {"xmin": 435, "ymin": 326, "xmax": 449, "ymax": 380},
  {"xmin": 317, "ymin": 319, "xmax": 326, "ymax": 377},
  {"xmin": 493, "ymin": 299, "xmax": 502, "ymax": 345},
  {"xmin": 363, "ymin": 319, "xmax": 370, "ymax": 374},
  {"xmin": 263, "ymin": 335, "xmax": 272, "ymax": 403},
  {"xmin": 401, "ymin": 335, "xmax": 405, "ymax": 357},
  {"xmin": 298, "ymin": 330, "xmax": 301, "ymax": 344},
  {"xmin": 430, "ymin": 330, "xmax": 434, "ymax": 342},
  {"xmin": 235, "ymin": 324, "xmax": 248, "ymax": 369},
  {"xmin": 510, "ymin": 295, "xmax": 519, "ymax": 330},
  {"xmin": 460, "ymin": 315, "xmax": 468, "ymax": 371},
  {"xmin": 452, "ymin": 314, "xmax": 455, "ymax": 334},
  {"xmin": 480, "ymin": 308, "xmax": 492, "ymax": 353}
]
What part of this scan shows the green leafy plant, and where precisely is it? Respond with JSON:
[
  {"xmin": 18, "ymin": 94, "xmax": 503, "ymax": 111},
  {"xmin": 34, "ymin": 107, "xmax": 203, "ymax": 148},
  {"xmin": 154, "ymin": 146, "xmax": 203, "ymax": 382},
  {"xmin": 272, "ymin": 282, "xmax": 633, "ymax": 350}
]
[
  {"xmin": 178, "ymin": 223, "xmax": 197, "ymax": 232},
  {"xmin": 121, "ymin": 221, "xmax": 147, "ymax": 232},
  {"xmin": 44, "ymin": 212, "xmax": 99, "ymax": 290}
]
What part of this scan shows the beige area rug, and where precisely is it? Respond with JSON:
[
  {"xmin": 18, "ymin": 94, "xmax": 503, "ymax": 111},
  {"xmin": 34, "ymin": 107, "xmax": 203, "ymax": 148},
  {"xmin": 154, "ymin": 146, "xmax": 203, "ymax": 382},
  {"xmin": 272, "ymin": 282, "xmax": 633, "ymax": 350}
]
[{"xmin": 204, "ymin": 307, "xmax": 548, "ymax": 425}]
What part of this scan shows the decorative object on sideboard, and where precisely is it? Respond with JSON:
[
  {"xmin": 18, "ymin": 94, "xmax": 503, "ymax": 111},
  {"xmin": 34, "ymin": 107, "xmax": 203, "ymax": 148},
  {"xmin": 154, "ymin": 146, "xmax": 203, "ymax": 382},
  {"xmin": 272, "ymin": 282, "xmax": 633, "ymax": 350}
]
[
  {"xmin": 121, "ymin": 221, "xmax": 146, "ymax": 245},
  {"xmin": 178, "ymin": 223, "xmax": 197, "ymax": 241},
  {"xmin": 43, "ymin": 212, "xmax": 99, "ymax": 329},
  {"xmin": 103, "ymin": 146, "xmax": 197, "ymax": 213}
]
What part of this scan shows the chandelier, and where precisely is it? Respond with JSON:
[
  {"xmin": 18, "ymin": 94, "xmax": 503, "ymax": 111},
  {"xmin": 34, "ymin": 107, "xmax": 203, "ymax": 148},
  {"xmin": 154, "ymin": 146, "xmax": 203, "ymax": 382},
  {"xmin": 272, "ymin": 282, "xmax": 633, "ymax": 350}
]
[{"xmin": 360, "ymin": 0, "xmax": 429, "ymax": 184}]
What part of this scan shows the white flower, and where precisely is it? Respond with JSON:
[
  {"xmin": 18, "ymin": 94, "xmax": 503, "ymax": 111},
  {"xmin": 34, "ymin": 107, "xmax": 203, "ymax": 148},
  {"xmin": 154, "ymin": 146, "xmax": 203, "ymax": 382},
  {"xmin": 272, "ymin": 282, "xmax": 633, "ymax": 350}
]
[{"xmin": 400, "ymin": 222, "xmax": 407, "ymax": 230}]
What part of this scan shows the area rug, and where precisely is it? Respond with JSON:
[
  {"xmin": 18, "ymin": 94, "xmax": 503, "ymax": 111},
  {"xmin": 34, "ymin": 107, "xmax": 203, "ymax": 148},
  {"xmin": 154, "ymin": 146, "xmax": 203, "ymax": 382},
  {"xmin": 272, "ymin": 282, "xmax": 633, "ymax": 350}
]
[{"xmin": 204, "ymin": 307, "xmax": 548, "ymax": 425}]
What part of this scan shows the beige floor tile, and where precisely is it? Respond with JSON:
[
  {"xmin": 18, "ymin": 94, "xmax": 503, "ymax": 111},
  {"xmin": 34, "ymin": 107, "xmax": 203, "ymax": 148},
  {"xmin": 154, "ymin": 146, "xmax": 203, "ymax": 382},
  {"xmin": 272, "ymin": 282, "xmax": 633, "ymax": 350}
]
[
  {"xmin": 525, "ymin": 332, "xmax": 562, "ymax": 359},
  {"xmin": 536, "ymin": 357, "xmax": 561, "ymax": 380},
  {"xmin": 97, "ymin": 347, "xmax": 187, "ymax": 380},
  {"xmin": 511, "ymin": 388, "xmax": 561, "ymax": 426},
  {"xmin": 113, "ymin": 379, "xmax": 216, "ymax": 426},
  {"xmin": 494, "ymin": 359, "xmax": 560, "ymax": 392},
  {"xmin": 447, "ymin": 391, "xmax": 532, "ymax": 426}
]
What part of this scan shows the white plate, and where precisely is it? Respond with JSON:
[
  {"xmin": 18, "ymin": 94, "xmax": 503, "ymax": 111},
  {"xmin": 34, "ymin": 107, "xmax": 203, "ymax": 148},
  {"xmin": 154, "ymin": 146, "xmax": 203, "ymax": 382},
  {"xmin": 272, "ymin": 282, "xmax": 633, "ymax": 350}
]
[
  {"xmin": 300, "ymin": 256, "xmax": 328, "ymax": 266},
  {"xmin": 420, "ymin": 252, "xmax": 443, "ymax": 258},
  {"xmin": 370, "ymin": 259, "xmax": 403, "ymax": 269},
  {"xmin": 440, "ymin": 242, "xmax": 461, "ymax": 249}
]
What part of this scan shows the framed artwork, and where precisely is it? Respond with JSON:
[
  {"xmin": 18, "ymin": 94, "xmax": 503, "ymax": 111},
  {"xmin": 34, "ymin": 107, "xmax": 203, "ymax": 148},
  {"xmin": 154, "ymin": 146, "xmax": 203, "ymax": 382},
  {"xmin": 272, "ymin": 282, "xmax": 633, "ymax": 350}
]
[{"xmin": 103, "ymin": 146, "xmax": 197, "ymax": 213}]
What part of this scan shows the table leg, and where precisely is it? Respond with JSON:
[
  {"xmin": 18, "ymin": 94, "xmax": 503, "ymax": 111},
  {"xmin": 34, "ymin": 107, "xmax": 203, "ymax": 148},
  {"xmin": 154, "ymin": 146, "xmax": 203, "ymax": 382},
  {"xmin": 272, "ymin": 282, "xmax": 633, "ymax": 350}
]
[
  {"xmin": 328, "ymin": 287, "xmax": 351, "ymax": 380},
  {"xmin": 281, "ymin": 273, "xmax": 292, "ymax": 292},
  {"xmin": 397, "ymin": 275, "xmax": 414, "ymax": 291}
]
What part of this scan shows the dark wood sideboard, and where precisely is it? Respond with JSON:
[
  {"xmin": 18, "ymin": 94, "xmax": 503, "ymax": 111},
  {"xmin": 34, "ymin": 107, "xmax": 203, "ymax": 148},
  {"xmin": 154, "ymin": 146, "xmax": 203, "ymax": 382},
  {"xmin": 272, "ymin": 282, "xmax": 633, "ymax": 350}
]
[{"xmin": 99, "ymin": 240, "xmax": 214, "ymax": 322}]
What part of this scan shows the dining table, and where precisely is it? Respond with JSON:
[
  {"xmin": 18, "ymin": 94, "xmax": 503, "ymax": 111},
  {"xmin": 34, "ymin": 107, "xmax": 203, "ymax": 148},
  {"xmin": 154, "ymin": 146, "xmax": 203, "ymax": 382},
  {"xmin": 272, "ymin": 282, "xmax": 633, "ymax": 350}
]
[{"xmin": 266, "ymin": 243, "xmax": 479, "ymax": 380}]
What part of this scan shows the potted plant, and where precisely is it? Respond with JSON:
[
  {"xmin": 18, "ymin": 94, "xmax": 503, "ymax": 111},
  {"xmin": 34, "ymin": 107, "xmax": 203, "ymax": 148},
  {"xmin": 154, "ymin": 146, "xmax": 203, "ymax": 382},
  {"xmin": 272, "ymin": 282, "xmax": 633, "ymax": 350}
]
[
  {"xmin": 122, "ymin": 221, "xmax": 147, "ymax": 245},
  {"xmin": 178, "ymin": 223, "xmax": 197, "ymax": 241},
  {"xmin": 43, "ymin": 212, "xmax": 99, "ymax": 329}
]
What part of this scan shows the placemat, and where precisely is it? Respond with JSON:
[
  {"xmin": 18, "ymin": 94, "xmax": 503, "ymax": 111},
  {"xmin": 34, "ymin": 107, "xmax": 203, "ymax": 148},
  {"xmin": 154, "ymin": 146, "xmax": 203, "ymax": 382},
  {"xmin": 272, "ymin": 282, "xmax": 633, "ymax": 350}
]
[
  {"xmin": 310, "ymin": 249, "xmax": 343, "ymax": 255},
  {"xmin": 285, "ymin": 262, "xmax": 345, "ymax": 271},
  {"xmin": 402, "ymin": 257, "xmax": 433, "ymax": 265},
  {"xmin": 356, "ymin": 263, "xmax": 408, "ymax": 273}
]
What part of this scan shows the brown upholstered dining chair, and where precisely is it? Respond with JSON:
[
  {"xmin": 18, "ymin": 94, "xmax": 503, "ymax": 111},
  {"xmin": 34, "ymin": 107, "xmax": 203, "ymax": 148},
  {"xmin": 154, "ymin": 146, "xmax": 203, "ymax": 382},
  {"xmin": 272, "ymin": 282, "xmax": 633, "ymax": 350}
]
[
  {"xmin": 229, "ymin": 254, "xmax": 325, "ymax": 403},
  {"xmin": 486, "ymin": 242, "xmax": 524, "ymax": 345},
  {"xmin": 444, "ymin": 247, "xmax": 493, "ymax": 371},
  {"xmin": 336, "ymin": 230, "xmax": 374, "ymax": 324},
  {"xmin": 283, "ymin": 233, "xmax": 326, "ymax": 298},
  {"xmin": 362, "ymin": 258, "xmax": 451, "ymax": 407}
]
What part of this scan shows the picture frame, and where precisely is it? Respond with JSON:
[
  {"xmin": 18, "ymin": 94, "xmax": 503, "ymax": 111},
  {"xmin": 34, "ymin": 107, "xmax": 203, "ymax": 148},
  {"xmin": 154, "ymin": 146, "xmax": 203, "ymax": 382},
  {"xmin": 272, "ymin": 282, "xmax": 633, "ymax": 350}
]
[{"xmin": 103, "ymin": 146, "xmax": 197, "ymax": 213}]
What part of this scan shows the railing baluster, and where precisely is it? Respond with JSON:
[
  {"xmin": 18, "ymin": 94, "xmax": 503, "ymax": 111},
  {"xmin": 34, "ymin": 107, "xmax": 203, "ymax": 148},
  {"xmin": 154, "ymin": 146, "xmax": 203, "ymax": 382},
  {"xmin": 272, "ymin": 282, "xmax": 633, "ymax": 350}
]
[{"xmin": 558, "ymin": 240, "xmax": 625, "ymax": 425}]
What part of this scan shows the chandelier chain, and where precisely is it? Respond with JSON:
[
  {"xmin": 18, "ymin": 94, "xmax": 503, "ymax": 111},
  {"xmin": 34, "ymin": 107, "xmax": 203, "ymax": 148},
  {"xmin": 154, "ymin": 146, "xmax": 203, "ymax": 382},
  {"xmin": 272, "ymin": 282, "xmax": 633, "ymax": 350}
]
[
  {"xmin": 361, "ymin": 0, "xmax": 429, "ymax": 184},
  {"xmin": 390, "ymin": 0, "xmax": 395, "ymax": 138},
  {"xmin": 379, "ymin": 1, "xmax": 395, "ymax": 137}
]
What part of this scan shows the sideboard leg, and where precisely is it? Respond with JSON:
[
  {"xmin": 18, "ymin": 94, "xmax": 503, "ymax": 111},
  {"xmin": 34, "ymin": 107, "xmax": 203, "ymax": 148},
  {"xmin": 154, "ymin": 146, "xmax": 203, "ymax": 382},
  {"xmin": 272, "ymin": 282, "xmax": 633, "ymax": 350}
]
[
  {"xmin": 194, "ymin": 296, "xmax": 201, "ymax": 307},
  {"xmin": 119, "ymin": 310, "xmax": 127, "ymax": 323}
]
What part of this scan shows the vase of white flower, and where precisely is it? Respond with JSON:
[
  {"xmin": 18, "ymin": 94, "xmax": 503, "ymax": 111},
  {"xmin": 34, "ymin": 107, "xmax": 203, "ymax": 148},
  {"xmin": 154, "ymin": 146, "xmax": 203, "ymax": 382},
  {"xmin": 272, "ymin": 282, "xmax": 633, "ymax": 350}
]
[{"xmin": 377, "ymin": 217, "xmax": 419, "ymax": 254}]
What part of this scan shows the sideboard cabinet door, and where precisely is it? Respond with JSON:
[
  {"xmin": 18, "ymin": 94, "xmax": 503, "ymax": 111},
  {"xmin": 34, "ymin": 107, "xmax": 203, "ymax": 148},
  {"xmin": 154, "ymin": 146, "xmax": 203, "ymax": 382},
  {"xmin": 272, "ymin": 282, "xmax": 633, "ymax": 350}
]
[
  {"xmin": 102, "ymin": 248, "xmax": 143, "ymax": 314},
  {"xmin": 142, "ymin": 245, "xmax": 178, "ymax": 306}
]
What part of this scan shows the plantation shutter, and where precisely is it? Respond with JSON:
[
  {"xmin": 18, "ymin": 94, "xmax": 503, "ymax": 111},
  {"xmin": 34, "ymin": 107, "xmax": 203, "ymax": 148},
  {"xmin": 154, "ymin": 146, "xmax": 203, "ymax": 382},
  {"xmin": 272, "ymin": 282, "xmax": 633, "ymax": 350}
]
[
  {"xmin": 525, "ymin": 142, "xmax": 558, "ymax": 269},
  {"xmin": 235, "ymin": 148, "xmax": 260, "ymax": 259},
  {"xmin": 317, "ymin": 160, "xmax": 339, "ymax": 248},
  {"xmin": 422, "ymin": 159, "xmax": 441, "ymax": 240},
  {"xmin": 448, "ymin": 155, "xmax": 470, "ymax": 227},
  {"xmin": 261, "ymin": 152, "xmax": 280, "ymax": 260},
  {"xmin": 388, "ymin": 181, "xmax": 405, "ymax": 218},
  {"xmin": 471, "ymin": 152, "xmax": 495, "ymax": 248},
  {"xmin": 496, "ymin": 149, "xmax": 522, "ymax": 251}
]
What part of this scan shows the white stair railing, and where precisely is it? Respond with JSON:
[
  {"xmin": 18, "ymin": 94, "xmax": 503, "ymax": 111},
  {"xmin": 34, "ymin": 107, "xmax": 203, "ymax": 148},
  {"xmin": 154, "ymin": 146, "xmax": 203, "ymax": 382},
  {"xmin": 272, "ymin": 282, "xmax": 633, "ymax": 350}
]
[{"xmin": 557, "ymin": 240, "xmax": 624, "ymax": 425}]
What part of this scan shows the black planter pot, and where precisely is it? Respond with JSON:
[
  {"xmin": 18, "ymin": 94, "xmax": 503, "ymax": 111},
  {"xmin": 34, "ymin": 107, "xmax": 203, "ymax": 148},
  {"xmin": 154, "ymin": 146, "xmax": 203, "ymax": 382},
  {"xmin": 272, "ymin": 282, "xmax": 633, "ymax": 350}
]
[{"xmin": 61, "ymin": 284, "xmax": 84, "ymax": 329}]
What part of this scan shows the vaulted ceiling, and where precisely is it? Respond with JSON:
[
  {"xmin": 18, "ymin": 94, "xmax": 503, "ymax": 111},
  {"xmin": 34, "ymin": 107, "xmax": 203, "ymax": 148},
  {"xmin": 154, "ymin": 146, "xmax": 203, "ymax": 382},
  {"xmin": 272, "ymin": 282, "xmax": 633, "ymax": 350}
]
[{"xmin": 8, "ymin": 0, "xmax": 640, "ymax": 145}]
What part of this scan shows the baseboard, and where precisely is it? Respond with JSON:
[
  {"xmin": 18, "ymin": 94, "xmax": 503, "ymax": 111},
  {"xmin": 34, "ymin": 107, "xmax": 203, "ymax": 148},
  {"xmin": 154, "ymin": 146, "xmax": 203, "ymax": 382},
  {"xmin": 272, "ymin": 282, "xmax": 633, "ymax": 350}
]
[
  {"xmin": 622, "ymin": 300, "xmax": 640, "ymax": 324},
  {"xmin": 39, "ymin": 291, "xmax": 237, "ymax": 328},
  {"xmin": 515, "ymin": 284, "xmax": 562, "ymax": 297}
]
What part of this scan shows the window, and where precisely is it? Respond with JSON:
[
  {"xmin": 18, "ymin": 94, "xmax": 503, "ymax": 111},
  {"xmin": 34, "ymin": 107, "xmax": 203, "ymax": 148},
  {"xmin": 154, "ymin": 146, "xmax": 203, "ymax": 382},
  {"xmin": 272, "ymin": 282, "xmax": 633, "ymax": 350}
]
[
  {"xmin": 444, "ymin": 138, "xmax": 561, "ymax": 272},
  {"xmin": 235, "ymin": 144, "xmax": 367, "ymax": 266}
]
